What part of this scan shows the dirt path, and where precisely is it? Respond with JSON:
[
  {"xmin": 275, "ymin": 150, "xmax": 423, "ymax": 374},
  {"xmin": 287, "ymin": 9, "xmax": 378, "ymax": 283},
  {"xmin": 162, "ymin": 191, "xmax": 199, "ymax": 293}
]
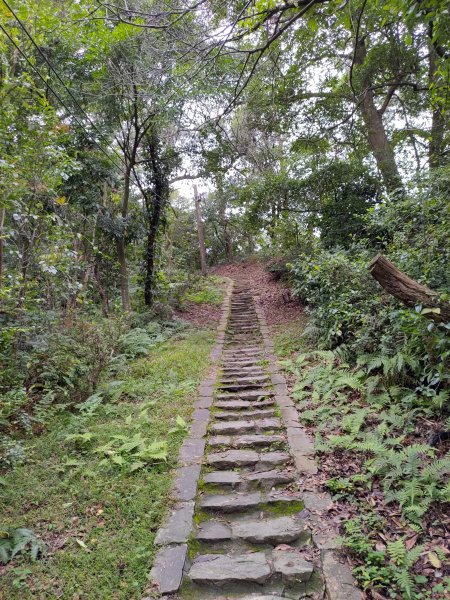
[{"xmin": 147, "ymin": 280, "xmax": 363, "ymax": 599}]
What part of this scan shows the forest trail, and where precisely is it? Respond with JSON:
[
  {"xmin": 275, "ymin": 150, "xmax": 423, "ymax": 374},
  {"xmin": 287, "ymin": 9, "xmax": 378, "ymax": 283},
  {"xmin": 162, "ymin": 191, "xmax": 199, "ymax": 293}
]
[{"xmin": 148, "ymin": 277, "xmax": 363, "ymax": 600}]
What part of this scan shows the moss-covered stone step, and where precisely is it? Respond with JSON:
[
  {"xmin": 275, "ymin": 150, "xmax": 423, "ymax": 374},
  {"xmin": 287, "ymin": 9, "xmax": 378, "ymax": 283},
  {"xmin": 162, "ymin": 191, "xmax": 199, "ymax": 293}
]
[
  {"xmin": 198, "ymin": 490, "xmax": 303, "ymax": 513},
  {"xmin": 211, "ymin": 418, "xmax": 281, "ymax": 435},
  {"xmin": 214, "ymin": 408, "xmax": 276, "ymax": 420},
  {"xmin": 207, "ymin": 449, "xmax": 290, "ymax": 469},
  {"xmin": 188, "ymin": 549, "xmax": 314, "ymax": 586},
  {"xmin": 208, "ymin": 433, "xmax": 285, "ymax": 449},
  {"xmin": 202, "ymin": 469, "xmax": 295, "ymax": 490},
  {"xmin": 196, "ymin": 514, "xmax": 310, "ymax": 545}
]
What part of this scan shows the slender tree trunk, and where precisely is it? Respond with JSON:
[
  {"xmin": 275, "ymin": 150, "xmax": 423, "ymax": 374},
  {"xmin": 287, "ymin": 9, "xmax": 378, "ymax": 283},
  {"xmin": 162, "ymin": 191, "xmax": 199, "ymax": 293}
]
[
  {"xmin": 193, "ymin": 184, "xmax": 207, "ymax": 276},
  {"xmin": 428, "ymin": 39, "xmax": 447, "ymax": 168},
  {"xmin": 215, "ymin": 177, "xmax": 233, "ymax": 261},
  {"xmin": 94, "ymin": 261, "xmax": 109, "ymax": 317},
  {"xmin": 116, "ymin": 238, "xmax": 130, "ymax": 311},
  {"xmin": 354, "ymin": 38, "xmax": 404, "ymax": 195},
  {"xmin": 0, "ymin": 207, "xmax": 5, "ymax": 289},
  {"xmin": 118, "ymin": 167, "xmax": 131, "ymax": 311},
  {"xmin": 144, "ymin": 197, "xmax": 163, "ymax": 306},
  {"xmin": 144, "ymin": 135, "xmax": 167, "ymax": 307}
]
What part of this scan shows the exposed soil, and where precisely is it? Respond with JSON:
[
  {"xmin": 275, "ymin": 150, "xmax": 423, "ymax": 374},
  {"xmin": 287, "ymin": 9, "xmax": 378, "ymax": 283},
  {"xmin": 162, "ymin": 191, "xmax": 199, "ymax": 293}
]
[
  {"xmin": 212, "ymin": 259, "xmax": 304, "ymax": 326},
  {"xmin": 174, "ymin": 300, "xmax": 222, "ymax": 328},
  {"xmin": 175, "ymin": 259, "xmax": 304, "ymax": 328}
]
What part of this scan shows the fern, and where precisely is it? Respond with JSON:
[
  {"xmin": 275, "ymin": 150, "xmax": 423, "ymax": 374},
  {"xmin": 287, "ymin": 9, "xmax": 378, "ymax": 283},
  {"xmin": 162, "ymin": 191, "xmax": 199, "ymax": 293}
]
[
  {"xmin": 118, "ymin": 328, "xmax": 159, "ymax": 358},
  {"xmin": 394, "ymin": 569, "xmax": 415, "ymax": 599},
  {"xmin": 421, "ymin": 455, "xmax": 450, "ymax": 480},
  {"xmin": 387, "ymin": 539, "xmax": 407, "ymax": 564},
  {"xmin": 0, "ymin": 527, "xmax": 47, "ymax": 564}
]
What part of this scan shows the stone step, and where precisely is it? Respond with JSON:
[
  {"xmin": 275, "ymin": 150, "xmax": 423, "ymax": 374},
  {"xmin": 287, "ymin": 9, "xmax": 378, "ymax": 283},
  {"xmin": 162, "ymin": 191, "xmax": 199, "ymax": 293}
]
[
  {"xmin": 196, "ymin": 514, "xmax": 309, "ymax": 545},
  {"xmin": 217, "ymin": 390, "xmax": 274, "ymax": 400},
  {"xmin": 199, "ymin": 490, "xmax": 302, "ymax": 513},
  {"xmin": 214, "ymin": 409, "xmax": 276, "ymax": 420},
  {"xmin": 207, "ymin": 449, "xmax": 290, "ymax": 469},
  {"xmin": 221, "ymin": 362, "xmax": 262, "ymax": 369},
  {"xmin": 218, "ymin": 383, "xmax": 270, "ymax": 392},
  {"xmin": 224, "ymin": 346, "xmax": 261, "ymax": 356},
  {"xmin": 208, "ymin": 433, "xmax": 285, "ymax": 449},
  {"xmin": 188, "ymin": 550, "xmax": 313, "ymax": 586},
  {"xmin": 219, "ymin": 376, "xmax": 269, "ymax": 384},
  {"xmin": 221, "ymin": 369, "xmax": 266, "ymax": 377},
  {"xmin": 215, "ymin": 399, "xmax": 275, "ymax": 410},
  {"xmin": 211, "ymin": 418, "xmax": 282, "ymax": 435},
  {"xmin": 203, "ymin": 468, "xmax": 295, "ymax": 490}
]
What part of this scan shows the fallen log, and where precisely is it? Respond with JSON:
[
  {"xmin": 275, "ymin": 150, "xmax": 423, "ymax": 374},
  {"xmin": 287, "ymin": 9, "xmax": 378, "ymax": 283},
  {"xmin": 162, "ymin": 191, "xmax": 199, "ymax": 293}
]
[{"xmin": 368, "ymin": 254, "xmax": 450, "ymax": 323}]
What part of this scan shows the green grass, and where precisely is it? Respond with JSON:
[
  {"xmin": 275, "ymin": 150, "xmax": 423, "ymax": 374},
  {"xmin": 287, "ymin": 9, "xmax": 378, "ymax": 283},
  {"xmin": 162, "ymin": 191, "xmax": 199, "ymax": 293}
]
[
  {"xmin": 272, "ymin": 315, "xmax": 309, "ymax": 358},
  {"xmin": 0, "ymin": 328, "xmax": 215, "ymax": 600},
  {"xmin": 182, "ymin": 275, "xmax": 226, "ymax": 306}
]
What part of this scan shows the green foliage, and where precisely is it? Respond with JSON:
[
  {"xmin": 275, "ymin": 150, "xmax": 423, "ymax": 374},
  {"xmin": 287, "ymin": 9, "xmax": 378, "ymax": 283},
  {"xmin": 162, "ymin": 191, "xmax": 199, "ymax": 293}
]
[
  {"xmin": 0, "ymin": 527, "xmax": 47, "ymax": 565},
  {"xmin": 286, "ymin": 349, "xmax": 449, "ymax": 525},
  {"xmin": 118, "ymin": 327, "xmax": 163, "ymax": 358},
  {"xmin": 341, "ymin": 518, "xmax": 429, "ymax": 599},
  {"xmin": 0, "ymin": 328, "xmax": 214, "ymax": 598},
  {"xmin": 182, "ymin": 276, "xmax": 225, "ymax": 306}
]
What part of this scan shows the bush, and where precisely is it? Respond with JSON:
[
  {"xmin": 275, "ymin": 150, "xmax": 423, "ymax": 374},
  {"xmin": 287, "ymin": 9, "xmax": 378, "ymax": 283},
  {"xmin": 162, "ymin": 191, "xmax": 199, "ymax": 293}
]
[{"xmin": 289, "ymin": 185, "xmax": 450, "ymax": 397}]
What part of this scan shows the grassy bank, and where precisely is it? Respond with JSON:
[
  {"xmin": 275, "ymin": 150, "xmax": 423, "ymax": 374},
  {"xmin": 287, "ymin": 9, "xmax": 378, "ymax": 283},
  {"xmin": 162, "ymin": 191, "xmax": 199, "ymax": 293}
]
[{"xmin": 0, "ymin": 327, "xmax": 215, "ymax": 599}]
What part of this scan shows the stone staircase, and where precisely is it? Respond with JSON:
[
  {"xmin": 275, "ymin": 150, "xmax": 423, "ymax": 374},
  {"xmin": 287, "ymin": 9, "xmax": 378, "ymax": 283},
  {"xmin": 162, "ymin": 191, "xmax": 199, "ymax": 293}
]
[
  {"xmin": 148, "ymin": 282, "xmax": 363, "ymax": 600},
  {"xmin": 181, "ymin": 285, "xmax": 320, "ymax": 599}
]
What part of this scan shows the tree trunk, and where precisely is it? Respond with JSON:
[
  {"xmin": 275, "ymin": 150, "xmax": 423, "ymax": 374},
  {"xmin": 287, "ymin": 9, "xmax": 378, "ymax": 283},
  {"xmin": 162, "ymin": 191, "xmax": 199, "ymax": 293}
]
[
  {"xmin": 117, "ymin": 167, "xmax": 131, "ymax": 311},
  {"xmin": 354, "ymin": 38, "xmax": 404, "ymax": 195},
  {"xmin": 428, "ymin": 38, "xmax": 447, "ymax": 168},
  {"xmin": 143, "ymin": 134, "xmax": 168, "ymax": 307},
  {"xmin": 368, "ymin": 254, "xmax": 450, "ymax": 323},
  {"xmin": 194, "ymin": 184, "xmax": 207, "ymax": 276},
  {"xmin": 94, "ymin": 261, "xmax": 109, "ymax": 317},
  {"xmin": 0, "ymin": 207, "xmax": 5, "ymax": 289},
  {"xmin": 116, "ymin": 237, "xmax": 130, "ymax": 311}
]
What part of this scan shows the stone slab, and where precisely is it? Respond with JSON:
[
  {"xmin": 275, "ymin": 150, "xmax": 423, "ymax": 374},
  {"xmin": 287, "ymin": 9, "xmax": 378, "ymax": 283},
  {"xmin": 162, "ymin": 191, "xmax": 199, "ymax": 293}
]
[
  {"xmin": 243, "ymin": 469, "xmax": 295, "ymax": 489},
  {"xmin": 279, "ymin": 405, "xmax": 300, "ymax": 426},
  {"xmin": 232, "ymin": 515, "xmax": 308, "ymax": 544},
  {"xmin": 256, "ymin": 451, "xmax": 291, "ymax": 470},
  {"xmin": 208, "ymin": 435, "xmax": 233, "ymax": 447},
  {"xmin": 256, "ymin": 418, "xmax": 282, "ymax": 431},
  {"xmin": 171, "ymin": 465, "xmax": 201, "ymax": 501},
  {"xmin": 149, "ymin": 544, "xmax": 187, "ymax": 594},
  {"xmin": 207, "ymin": 449, "xmax": 259, "ymax": 467},
  {"xmin": 192, "ymin": 408, "xmax": 210, "ymax": 422},
  {"xmin": 179, "ymin": 438, "xmax": 205, "ymax": 466},
  {"xmin": 272, "ymin": 550, "xmax": 313, "ymax": 583},
  {"xmin": 203, "ymin": 470, "xmax": 241, "ymax": 486},
  {"xmin": 200, "ymin": 492, "xmax": 262, "ymax": 512},
  {"xmin": 293, "ymin": 454, "xmax": 318, "ymax": 474},
  {"xmin": 190, "ymin": 419, "xmax": 208, "ymax": 438},
  {"xmin": 302, "ymin": 491, "xmax": 334, "ymax": 513},
  {"xmin": 196, "ymin": 520, "xmax": 232, "ymax": 541},
  {"xmin": 286, "ymin": 428, "xmax": 314, "ymax": 455},
  {"xmin": 189, "ymin": 552, "xmax": 272, "ymax": 585},
  {"xmin": 228, "ymin": 434, "xmax": 285, "ymax": 448},
  {"xmin": 214, "ymin": 409, "xmax": 276, "ymax": 420},
  {"xmin": 211, "ymin": 420, "xmax": 256, "ymax": 434},
  {"xmin": 321, "ymin": 550, "xmax": 364, "ymax": 600},
  {"xmin": 215, "ymin": 400, "xmax": 253, "ymax": 410},
  {"xmin": 154, "ymin": 501, "xmax": 195, "ymax": 545},
  {"xmin": 194, "ymin": 396, "xmax": 213, "ymax": 409}
]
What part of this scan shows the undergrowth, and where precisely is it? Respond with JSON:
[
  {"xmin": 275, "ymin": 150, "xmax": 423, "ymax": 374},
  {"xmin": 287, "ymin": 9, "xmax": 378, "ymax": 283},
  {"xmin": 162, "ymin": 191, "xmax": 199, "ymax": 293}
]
[
  {"xmin": 282, "ymin": 350, "xmax": 450, "ymax": 599},
  {"xmin": 0, "ymin": 328, "xmax": 215, "ymax": 599}
]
